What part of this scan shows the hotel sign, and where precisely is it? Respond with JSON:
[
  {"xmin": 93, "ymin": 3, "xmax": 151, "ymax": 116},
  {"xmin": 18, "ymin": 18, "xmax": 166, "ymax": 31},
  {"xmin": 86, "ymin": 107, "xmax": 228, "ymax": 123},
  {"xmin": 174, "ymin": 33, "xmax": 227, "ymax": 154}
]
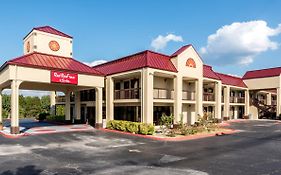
[{"xmin": 51, "ymin": 71, "xmax": 78, "ymax": 85}]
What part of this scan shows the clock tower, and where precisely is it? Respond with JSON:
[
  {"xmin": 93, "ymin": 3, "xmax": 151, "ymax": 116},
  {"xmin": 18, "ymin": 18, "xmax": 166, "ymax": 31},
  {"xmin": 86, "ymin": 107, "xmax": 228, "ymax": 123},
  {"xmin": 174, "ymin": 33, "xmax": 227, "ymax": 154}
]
[{"xmin": 23, "ymin": 26, "xmax": 73, "ymax": 58}]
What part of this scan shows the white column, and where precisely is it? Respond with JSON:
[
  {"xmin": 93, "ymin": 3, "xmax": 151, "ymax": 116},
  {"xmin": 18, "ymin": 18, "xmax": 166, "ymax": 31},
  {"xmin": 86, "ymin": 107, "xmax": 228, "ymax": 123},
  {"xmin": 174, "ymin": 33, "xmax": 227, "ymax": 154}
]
[
  {"xmin": 215, "ymin": 81, "xmax": 222, "ymax": 120},
  {"xmin": 277, "ymin": 88, "xmax": 281, "ymax": 116},
  {"xmin": 106, "ymin": 77, "xmax": 114, "ymax": 121},
  {"xmin": 245, "ymin": 90, "xmax": 250, "ymax": 116},
  {"xmin": 95, "ymin": 87, "xmax": 103, "ymax": 128},
  {"xmin": 65, "ymin": 91, "xmax": 71, "ymax": 121},
  {"xmin": 50, "ymin": 91, "xmax": 56, "ymax": 115},
  {"xmin": 195, "ymin": 78, "xmax": 203, "ymax": 123},
  {"xmin": 266, "ymin": 93, "xmax": 272, "ymax": 105},
  {"xmin": 74, "ymin": 91, "xmax": 81, "ymax": 120},
  {"xmin": 173, "ymin": 75, "xmax": 182, "ymax": 124},
  {"xmin": 142, "ymin": 68, "xmax": 153, "ymax": 124},
  {"xmin": 223, "ymin": 86, "xmax": 230, "ymax": 119},
  {"xmin": 233, "ymin": 106, "xmax": 238, "ymax": 119},
  {"xmin": 0, "ymin": 89, "xmax": 2, "ymax": 129},
  {"xmin": 11, "ymin": 80, "xmax": 21, "ymax": 134}
]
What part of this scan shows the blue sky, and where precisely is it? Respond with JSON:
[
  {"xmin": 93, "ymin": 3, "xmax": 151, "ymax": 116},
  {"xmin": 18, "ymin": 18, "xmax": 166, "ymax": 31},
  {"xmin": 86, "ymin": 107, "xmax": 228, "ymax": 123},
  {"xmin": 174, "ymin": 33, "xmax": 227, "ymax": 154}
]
[{"xmin": 0, "ymin": 0, "xmax": 281, "ymax": 77}]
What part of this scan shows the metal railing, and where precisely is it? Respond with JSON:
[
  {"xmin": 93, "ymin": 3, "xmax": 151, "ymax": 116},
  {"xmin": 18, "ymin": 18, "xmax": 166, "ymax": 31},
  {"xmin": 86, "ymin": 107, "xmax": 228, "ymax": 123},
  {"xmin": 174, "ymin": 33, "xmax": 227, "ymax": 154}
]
[
  {"xmin": 153, "ymin": 88, "xmax": 173, "ymax": 99},
  {"xmin": 230, "ymin": 96, "xmax": 245, "ymax": 103},
  {"xmin": 182, "ymin": 90, "xmax": 196, "ymax": 100},
  {"xmin": 114, "ymin": 88, "xmax": 140, "ymax": 99},
  {"xmin": 271, "ymin": 100, "xmax": 277, "ymax": 105},
  {"xmin": 203, "ymin": 93, "xmax": 215, "ymax": 101}
]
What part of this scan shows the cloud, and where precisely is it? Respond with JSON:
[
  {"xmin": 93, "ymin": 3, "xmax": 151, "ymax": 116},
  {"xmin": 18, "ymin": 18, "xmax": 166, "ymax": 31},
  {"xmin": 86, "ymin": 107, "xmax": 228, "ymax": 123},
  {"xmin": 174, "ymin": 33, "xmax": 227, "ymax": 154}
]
[
  {"xmin": 200, "ymin": 20, "xmax": 281, "ymax": 65},
  {"xmin": 151, "ymin": 34, "xmax": 183, "ymax": 51},
  {"xmin": 83, "ymin": 60, "xmax": 107, "ymax": 67}
]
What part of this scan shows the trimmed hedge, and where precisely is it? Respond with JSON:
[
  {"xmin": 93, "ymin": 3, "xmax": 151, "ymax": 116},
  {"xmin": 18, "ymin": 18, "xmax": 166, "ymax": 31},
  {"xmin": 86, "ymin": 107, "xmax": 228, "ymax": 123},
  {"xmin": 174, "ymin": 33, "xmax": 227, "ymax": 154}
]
[
  {"xmin": 46, "ymin": 115, "xmax": 65, "ymax": 122},
  {"xmin": 106, "ymin": 120, "xmax": 154, "ymax": 135}
]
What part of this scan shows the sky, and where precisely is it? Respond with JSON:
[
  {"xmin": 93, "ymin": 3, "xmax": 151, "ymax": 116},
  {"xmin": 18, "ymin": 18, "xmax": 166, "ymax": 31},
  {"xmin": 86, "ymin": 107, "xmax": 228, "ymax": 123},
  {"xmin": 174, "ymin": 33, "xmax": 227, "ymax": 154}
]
[{"xmin": 0, "ymin": 0, "xmax": 281, "ymax": 95}]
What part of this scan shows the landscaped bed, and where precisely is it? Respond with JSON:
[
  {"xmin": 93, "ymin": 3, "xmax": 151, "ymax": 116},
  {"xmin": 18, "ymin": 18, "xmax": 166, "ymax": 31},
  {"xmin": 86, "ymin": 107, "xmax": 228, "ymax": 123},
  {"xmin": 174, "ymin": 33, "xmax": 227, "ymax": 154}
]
[{"xmin": 105, "ymin": 114, "xmax": 236, "ymax": 141}]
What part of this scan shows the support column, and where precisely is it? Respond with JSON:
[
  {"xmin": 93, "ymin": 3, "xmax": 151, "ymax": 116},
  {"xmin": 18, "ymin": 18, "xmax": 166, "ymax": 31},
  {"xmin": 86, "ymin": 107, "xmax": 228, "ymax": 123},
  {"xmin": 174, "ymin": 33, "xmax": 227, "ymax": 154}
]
[
  {"xmin": 74, "ymin": 91, "xmax": 81, "ymax": 121},
  {"xmin": 215, "ymin": 81, "xmax": 222, "ymax": 121},
  {"xmin": 277, "ymin": 88, "xmax": 281, "ymax": 116},
  {"xmin": 173, "ymin": 76, "xmax": 182, "ymax": 124},
  {"xmin": 65, "ymin": 91, "xmax": 71, "ymax": 121},
  {"xmin": 142, "ymin": 68, "xmax": 153, "ymax": 124},
  {"xmin": 195, "ymin": 78, "xmax": 203, "ymax": 123},
  {"xmin": 0, "ymin": 89, "xmax": 2, "ymax": 130},
  {"xmin": 11, "ymin": 80, "xmax": 21, "ymax": 134},
  {"xmin": 95, "ymin": 87, "xmax": 103, "ymax": 128},
  {"xmin": 234, "ymin": 106, "xmax": 238, "ymax": 119},
  {"xmin": 50, "ymin": 91, "xmax": 56, "ymax": 116},
  {"xmin": 245, "ymin": 90, "xmax": 250, "ymax": 117},
  {"xmin": 266, "ymin": 93, "xmax": 272, "ymax": 105},
  {"xmin": 106, "ymin": 77, "xmax": 114, "ymax": 121},
  {"xmin": 223, "ymin": 86, "xmax": 230, "ymax": 120}
]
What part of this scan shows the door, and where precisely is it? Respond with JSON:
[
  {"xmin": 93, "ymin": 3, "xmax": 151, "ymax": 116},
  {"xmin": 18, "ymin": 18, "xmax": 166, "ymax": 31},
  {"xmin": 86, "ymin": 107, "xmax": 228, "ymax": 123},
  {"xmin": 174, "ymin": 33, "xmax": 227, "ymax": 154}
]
[{"xmin": 87, "ymin": 107, "xmax": 96, "ymax": 126}]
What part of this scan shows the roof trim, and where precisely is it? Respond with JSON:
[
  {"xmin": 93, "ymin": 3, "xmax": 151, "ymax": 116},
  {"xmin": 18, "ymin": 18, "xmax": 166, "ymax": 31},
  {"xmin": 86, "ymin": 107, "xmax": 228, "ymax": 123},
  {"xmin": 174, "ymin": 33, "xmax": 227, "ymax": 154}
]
[{"xmin": 23, "ymin": 26, "xmax": 73, "ymax": 40}]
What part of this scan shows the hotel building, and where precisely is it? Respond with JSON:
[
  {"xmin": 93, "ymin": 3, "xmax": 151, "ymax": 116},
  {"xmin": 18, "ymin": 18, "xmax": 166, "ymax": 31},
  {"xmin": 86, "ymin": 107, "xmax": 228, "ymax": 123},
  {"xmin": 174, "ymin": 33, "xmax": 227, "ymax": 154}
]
[{"xmin": 0, "ymin": 26, "xmax": 280, "ymax": 134}]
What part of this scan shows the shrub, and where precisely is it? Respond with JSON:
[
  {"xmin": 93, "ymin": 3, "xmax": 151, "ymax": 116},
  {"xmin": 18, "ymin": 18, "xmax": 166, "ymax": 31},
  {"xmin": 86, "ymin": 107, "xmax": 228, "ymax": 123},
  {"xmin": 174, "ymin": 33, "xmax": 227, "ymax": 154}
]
[
  {"xmin": 127, "ymin": 122, "xmax": 139, "ymax": 134},
  {"xmin": 106, "ymin": 120, "xmax": 155, "ymax": 135},
  {"xmin": 106, "ymin": 120, "xmax": 114, "ymax": 130},
  {"xmin": 38, "ymin": 112, "xmax": 50, "ymax": 121},
  {"xmin": 46, "ymin": 115, "xmax": 65, "ymax": 122}
]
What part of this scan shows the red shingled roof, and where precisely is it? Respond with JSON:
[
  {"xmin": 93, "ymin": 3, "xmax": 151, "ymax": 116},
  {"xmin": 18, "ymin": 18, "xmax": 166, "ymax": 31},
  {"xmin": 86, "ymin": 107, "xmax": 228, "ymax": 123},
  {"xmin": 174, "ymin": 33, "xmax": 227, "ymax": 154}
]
[
  {"xmin": 203, "ymin": 65, "xmax": 221, "ymax": 80},
  {"xmin": 24, "ymin": 26, "xmax": 73, "ymax": 39},
  {"xmin": 2, "ymin": 52, "xmax": 103, "ymax": 76},
  {"xmin": 216, "ymin": 73, "xmax": 247, "ymax": 88},
  {"xmin": 93, "ymin": 50, "xmax": 177, "ymax": 75},
  {"xmin": 243, "ymin": 67, "xmax": 281, "ymax": 79},
  {"xmin": 171, "ymin": 45, "xmax": 191, "ymax": 57}
]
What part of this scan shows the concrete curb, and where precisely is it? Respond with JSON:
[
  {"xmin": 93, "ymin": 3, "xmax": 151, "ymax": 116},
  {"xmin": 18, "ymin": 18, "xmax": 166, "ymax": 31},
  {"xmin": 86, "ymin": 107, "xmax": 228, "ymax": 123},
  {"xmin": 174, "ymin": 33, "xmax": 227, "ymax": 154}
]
[{"xmin": 98, "ymin": 128, "xmax": 239, "ymax": 142}]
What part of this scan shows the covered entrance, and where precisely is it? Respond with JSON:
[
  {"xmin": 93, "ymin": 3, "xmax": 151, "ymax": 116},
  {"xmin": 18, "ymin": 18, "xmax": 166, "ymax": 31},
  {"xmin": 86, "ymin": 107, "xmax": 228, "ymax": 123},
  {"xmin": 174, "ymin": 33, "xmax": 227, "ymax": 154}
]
[{"xmin": 0, "ymin": 52, "xmax": 104, "ymax": 134}]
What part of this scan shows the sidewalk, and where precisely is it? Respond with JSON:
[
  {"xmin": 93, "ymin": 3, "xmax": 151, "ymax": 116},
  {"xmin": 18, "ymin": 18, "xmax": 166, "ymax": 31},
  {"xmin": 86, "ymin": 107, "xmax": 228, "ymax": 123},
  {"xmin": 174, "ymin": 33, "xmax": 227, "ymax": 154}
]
[{"xmin": 0, "ymin": 119, "xmax": 95, "ymax": 138}]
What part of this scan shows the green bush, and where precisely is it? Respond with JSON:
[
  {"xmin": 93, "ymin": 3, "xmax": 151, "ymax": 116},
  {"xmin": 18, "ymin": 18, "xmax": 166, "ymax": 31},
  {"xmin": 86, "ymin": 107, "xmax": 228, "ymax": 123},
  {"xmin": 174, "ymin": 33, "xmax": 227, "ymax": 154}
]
[
  {"xmin": 38, "ymin": 112, "xmax": 50, "ymax": 121},
  {"xmin": 139, "ymin": 124, "xmax": 149, "ymax": 135},
  {"xmin": 46, "ymin": 115, "xmax": 65, "ymax": 122},
  {"xmin": 106, "ymin": 120, "xmax": 155, "ymax": 135},
  {"xmin": 126, "ymin": 122, "xmax": 139, "ymax": 133}
]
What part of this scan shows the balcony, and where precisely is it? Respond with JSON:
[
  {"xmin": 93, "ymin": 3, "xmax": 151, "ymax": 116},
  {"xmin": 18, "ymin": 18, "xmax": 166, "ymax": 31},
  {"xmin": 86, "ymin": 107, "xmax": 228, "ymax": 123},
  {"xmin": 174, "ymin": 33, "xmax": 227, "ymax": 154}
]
[
  {"xmin": 203, "ymin": 93, "xmax": 215, "ymax": 101},
  {"xmin": 230, "ymin": 96, "xmax": 245, "ymax": 103},
  {"xmin": 221, "ymin": 96, "xmax": 224, "ymax": 103},
  {"xmin": 153, "ymin": 88, "xmax": 173, "ymax": 99},
  {"xmin": 182, "ymin": 90, "xmax": 195, "ymax": 100},
  {"xmin": 114, "ymin": 88, "xmax": 140, "ymax": 100},
  {"xmin": 272, "ymin": 100, "xmax": 277, "ymax": 105}
]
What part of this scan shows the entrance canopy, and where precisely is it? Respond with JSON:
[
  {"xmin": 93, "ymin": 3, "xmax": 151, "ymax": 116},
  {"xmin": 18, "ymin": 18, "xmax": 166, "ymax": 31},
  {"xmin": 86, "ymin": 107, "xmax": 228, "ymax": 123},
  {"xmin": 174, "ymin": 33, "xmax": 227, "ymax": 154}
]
[{"xmin": 0, "ymin": 52, "xmax": 105, "ymax": 134}]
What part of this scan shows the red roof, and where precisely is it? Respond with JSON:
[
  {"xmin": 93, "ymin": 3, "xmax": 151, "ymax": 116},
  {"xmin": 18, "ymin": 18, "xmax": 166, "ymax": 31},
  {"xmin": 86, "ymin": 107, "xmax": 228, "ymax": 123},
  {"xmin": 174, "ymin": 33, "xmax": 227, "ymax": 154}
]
[
  {"xmin": 171, "ymin": 45, "xmax": 191, "ymax": 57},
  {"xmin": 243, "ymin": 67, "xmax": 281, "ymax": 79},
  {"xmin": 216, "ymin": 73, "xmax": 247, "ymax": 88},
  {"xmin": 24, "ymin": 26, "xmax": 73, "ymax": 39},
  {"xmin": 93, "ymin": 50, "xmax": 177, "ymax": 75},
  {"xmin": 203, "ymin": 65, "xmax": 221, "ymax": 80},
  {"xmin": 2, "ymin": 52, "xmax": 103, "ymax": 76}
]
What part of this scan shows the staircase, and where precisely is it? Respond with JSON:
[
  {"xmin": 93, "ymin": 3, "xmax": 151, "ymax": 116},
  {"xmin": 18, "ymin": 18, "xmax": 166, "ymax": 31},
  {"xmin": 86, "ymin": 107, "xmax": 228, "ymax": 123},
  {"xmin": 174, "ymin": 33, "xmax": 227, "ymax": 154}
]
[{"xmin": 251, "ymin": 98, "xmax": 276, "ymax": 119}]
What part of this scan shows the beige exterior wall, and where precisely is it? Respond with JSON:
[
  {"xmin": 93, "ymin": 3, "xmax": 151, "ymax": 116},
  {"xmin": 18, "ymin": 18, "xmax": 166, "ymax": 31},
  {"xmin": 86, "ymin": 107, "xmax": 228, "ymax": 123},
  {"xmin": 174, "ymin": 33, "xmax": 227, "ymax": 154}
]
[{"xmin": 24, "ymin": 30, "xmax": 73, "ymax": 58}]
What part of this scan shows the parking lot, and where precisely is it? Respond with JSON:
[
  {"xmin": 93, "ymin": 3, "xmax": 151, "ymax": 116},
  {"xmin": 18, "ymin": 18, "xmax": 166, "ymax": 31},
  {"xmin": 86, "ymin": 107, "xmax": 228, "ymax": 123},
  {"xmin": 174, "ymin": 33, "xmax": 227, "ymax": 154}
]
[{"xmin": 0, "ymin": 120, "xmax": 281, "ymax": 175}]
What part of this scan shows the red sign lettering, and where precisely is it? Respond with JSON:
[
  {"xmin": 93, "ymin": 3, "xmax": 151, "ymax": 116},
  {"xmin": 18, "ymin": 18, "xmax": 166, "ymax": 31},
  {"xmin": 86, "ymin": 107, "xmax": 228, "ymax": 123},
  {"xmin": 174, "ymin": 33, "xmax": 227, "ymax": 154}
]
[{"xmin": 51, "ymin": 71, "xmax": 78, "ymax": 85}]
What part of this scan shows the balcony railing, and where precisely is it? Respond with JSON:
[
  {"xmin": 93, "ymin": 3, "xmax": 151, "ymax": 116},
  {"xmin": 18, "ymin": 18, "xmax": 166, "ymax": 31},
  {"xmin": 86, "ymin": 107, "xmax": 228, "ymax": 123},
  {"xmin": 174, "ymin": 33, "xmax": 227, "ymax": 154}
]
[
  {"xmin": 203, "ymin": 93, "xmax": 215, "ymax": 101},
  {"xmin": 114, "ymin": 88, "xmax": 140, "ymax": 100},
  {"xmin": 221, "ymin": 96, "xmax": 224, "ymax": 103},
  {"xmin": 182, "ymin": 90, "xmax": 195, "ymax": 100},
  {"xmin": 272, "ymin": 100, "xmax": 277, "ymax": 105},
  {"xmin": 230, "ymin": 96, "xmax": 245, "ymax": 103},
  {"xmin": 153, "ymin": 88, "xmax": 173, "ymax": 99}
]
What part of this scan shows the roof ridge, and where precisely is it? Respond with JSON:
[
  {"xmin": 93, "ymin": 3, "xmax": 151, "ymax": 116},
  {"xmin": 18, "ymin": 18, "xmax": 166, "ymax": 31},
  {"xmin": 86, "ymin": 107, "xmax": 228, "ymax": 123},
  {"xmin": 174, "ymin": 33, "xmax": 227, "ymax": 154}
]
[
  {"xmin": 92, "ymin": 50, "xmax": 148, "ymax": 68},
  {"xmin": 216, "ymin": 72, "xmax": 242, "ymax": 79},
  {"xmin": 245, "ymin": 66, "xmax": 281, "ymax": 73}
]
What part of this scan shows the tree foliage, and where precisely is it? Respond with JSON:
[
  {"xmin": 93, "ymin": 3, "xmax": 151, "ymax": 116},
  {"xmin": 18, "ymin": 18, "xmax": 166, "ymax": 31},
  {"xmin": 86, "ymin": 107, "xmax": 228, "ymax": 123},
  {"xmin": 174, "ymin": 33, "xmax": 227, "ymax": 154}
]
[{"xmin": 2, "ymin": 94, "xmax": 51, "ymax": 119}]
